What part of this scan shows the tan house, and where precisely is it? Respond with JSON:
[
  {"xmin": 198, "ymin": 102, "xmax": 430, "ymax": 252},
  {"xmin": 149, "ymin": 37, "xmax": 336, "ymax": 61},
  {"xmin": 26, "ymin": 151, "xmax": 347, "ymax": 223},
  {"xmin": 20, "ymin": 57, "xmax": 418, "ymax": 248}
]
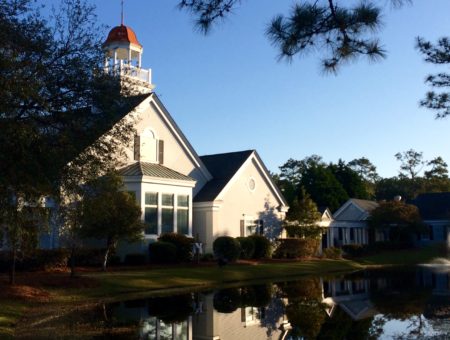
[{"xmin": 56, "ymin": 23, "xmax": 288, "ymax": 257}]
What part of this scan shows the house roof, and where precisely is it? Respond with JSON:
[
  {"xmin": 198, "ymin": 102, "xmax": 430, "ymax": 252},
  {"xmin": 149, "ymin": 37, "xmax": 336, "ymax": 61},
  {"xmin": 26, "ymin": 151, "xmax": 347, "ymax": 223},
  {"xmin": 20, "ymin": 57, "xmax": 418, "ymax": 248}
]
[
  {"xmin": 411, "ymin": 192, "xmax": 450, "ymax": 220},
  {"xmin": 194, "ymin": 150, "xmax": 254, "ymax": 202},
  {"xmin": 119, "ymin": 162, "xmax": 195, "ymax": 182},
  {"xmin": 350, "ymin": 198, "xmax": 379, "ymax": 213}
]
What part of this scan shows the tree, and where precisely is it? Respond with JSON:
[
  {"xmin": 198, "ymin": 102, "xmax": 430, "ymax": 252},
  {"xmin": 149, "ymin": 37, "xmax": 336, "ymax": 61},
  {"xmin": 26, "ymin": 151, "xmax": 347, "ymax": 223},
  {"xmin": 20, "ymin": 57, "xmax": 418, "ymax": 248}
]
[
  {"xmin": 395, "ymin": 149, "xmax": 425, "ymax": 180},
  {"xmin": 300, "ymin": 163, "xmax": 349, "ymax": 212},
  {"xmin": 0, "ymin": 193, "xmax": 48, "ymax": 284},
  {"xmin": 417, "ymin": 37, "xmax": 450, "ymax": 118},
  {"xmin": 368, "ymin": 200, "xmax": 426, "ymax": 245},
  {"xmin": 424, "ymin": 156, "xmax": 448, "ymax": 179},
  {"xmin": 80, "ymin": 173, "xmax": 144, "ymax": 271},
  {"xmin": 348, "ymin": 157, "xmax": 379, "ymax": 183},
  {"xmin": 178, "ymin": 0, "xmax": 410, "ymax": 72},
  {"xmin": 328, "ymin": 159, "xmax": 370, "ymax": 199},
  {"xmin": 284, "ymin": 187, "xmax": 322, "ymax": 239},
  {"xmin": 0, "ymin": 0, "xmax": 137, "ymax": 281}
]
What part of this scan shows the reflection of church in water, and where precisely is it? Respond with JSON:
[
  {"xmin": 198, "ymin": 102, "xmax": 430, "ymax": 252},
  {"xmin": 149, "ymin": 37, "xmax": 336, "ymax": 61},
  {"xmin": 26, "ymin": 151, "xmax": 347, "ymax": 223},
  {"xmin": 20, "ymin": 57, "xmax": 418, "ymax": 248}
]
[{"xmin": 107, "ymin": 267, "xmax": 450, "ymax": 339}]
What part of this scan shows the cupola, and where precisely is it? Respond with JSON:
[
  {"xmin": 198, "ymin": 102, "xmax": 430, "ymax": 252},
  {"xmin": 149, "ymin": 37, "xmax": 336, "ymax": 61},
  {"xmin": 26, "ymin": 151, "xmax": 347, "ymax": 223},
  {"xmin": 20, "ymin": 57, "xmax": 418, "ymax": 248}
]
[{"xmin": 102, "ymin": 7, "xmax": 154, "ymax": 92}]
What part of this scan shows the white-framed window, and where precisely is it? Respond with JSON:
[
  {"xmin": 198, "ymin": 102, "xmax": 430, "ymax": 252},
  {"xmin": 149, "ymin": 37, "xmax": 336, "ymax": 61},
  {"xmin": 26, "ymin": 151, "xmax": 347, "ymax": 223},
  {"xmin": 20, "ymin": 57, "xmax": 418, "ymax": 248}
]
[
  {"xmin": 242, "ymin": 218, "xmax": 264, "ymax": 236},
  {"xmin": 144, "ymin": 192, "xmax": 158, "ymax": 235},
  {"xmin": 177, "ymin": 195, "xmax": 189, "ymax": 235},
  {"xmin": 161, "ymin": 194, "xmax": 174, "ymax": 234}
]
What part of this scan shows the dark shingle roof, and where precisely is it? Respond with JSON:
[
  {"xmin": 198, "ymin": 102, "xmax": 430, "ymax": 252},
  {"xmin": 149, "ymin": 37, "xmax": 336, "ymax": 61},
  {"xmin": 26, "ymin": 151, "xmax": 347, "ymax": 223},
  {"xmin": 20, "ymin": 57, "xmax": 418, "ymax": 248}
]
[
  {"xmin": 411, "ymin": 192, "xmax": 450, "ymax": 220},
  {"xmin": 119, "ymin": 162, "xmax": 195, "ymax": 182},
  {"xmin": 194, "ymin": 150, "xmax": 254, "ymax": 202}
]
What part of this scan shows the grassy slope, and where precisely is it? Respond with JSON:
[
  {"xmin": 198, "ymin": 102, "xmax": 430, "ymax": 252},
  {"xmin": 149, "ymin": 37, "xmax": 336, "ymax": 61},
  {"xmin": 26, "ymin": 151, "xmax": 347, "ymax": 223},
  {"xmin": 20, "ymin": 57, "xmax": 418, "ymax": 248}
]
[
  {"xmin": 54, "ymin": 259, "xmax": 362, "ymax": 302},
  {"xmin": 356, "ymin": 245, "xmax": 446, "ymax": 266}
]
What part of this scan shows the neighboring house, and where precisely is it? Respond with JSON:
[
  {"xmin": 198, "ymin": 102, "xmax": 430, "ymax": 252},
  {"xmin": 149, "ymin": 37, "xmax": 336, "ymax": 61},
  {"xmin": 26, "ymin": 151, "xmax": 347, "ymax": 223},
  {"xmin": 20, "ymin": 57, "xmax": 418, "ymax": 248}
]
[
  {"xmin": 41, "ymin": 23, "xmax": 288, "ymax": 256},
  {"xmin": 411, "ymin": 192, "xmax": 450, "ymax": 244},
  {"xmin": 325, "ymin": 199, "xmax": 378, "ymax": 248}
]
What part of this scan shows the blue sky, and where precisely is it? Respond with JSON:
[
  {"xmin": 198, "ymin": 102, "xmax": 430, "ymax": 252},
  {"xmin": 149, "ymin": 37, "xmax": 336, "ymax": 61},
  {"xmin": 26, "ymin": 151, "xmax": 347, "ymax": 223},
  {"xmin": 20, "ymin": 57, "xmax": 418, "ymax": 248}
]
[{"xmin": 60, "ymin": 1, "xmax": 450, "ymax": 177}]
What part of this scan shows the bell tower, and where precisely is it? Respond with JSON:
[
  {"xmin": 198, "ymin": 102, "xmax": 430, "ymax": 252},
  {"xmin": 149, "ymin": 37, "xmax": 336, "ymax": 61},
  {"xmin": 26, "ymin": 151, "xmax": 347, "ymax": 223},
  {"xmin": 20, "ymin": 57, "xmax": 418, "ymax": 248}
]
[{"xmin": 102, "ymin": 2, "xmax": 154, "ymax": 93}]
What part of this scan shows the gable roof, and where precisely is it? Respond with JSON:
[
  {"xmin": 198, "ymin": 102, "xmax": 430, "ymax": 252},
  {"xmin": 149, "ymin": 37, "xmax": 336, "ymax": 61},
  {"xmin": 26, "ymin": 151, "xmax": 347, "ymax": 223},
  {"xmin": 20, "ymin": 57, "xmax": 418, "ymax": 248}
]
[
  {"xmin": 194, "ymin": 150, "xmax": 288, "ymax": 208},
  {"xmin": 194, "ymin": 150, "xmax": 254, "ymax": 202},
  {"xmin": 333, "ymin": 198, "xmax": 378, "ymax": 221},
  {"xmin": 411, "ymin": 192, "xmax": 450, "ymax": 220},
  {"xmin": 119, "ymin": 162, "xmax": 195, "ymax": 182},
  {"xmin": 350, "ymin": 198, "xmax": 379, "ymax": 212}
]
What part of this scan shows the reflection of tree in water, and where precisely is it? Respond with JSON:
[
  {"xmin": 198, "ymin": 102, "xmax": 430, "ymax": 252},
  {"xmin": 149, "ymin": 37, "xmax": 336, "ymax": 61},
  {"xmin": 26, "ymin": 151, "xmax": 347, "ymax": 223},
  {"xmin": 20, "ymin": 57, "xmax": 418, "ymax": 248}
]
[
  {"xmin": 368, "ymin": 268, "xmax": 434, "ymax": 339},
  {"xmin": 146, "ymin": 294, "xmax": 194, "ymax": 323},
  {"xmin": 316, "ymin": 306, "xmax": 377, "ymax": 340},
  {"xmin": 213, "ymin": 284, "xmax": 273, "ymax": 313},
  {"xmin": 279, "ymin": 278, "xmax": 327, "ymax": 339}
]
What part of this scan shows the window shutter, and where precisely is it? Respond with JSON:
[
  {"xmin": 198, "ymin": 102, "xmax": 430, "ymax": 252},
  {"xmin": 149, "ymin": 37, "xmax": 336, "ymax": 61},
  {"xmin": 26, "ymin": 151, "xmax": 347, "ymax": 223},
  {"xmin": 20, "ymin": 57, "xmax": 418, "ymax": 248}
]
[
  {"xmin": 258, "ymin": 220, "xmax": 264, "ymax": 235},
  {"xmin": 158, "ymin": 140, "xmax": 164, "ymax": 164},
  {"xmin": 134, "ymin": 135, "xmax": 140, "ymax": 161},
  {"xmin": 240, "ymin": 220, "xmax": 245, "ymax": 237}
]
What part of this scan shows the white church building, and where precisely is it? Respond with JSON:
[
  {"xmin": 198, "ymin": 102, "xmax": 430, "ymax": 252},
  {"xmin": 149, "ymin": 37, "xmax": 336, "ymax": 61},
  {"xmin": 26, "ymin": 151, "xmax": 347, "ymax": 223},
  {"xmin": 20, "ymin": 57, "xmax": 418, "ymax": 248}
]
[{"xmin": 43, "ymin": 23, "xmax": 288, "ymax": 256}]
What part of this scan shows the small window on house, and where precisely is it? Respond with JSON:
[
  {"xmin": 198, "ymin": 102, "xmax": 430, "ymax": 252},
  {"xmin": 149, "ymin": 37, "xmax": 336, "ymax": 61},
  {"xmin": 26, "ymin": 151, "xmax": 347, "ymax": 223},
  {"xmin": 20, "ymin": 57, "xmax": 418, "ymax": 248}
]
[
  {"xmin": 144, "ymin": 192, "xmax": 158, "ymax": 235},
  {"xmin": 161, "ymin": 194, "xmax": 174, "ymax": 234},
  {"xmin": 338, "ymin": 228, "xmax": 343, "ymax": 241},
  {"xmin": 243, "ymin": 219, "xmax": 263, "ymax": 236},
  {"xmin": 177, "ymin": 195, "xmax": 189, "ymax": 235},
  {"xmin": 350, "ymin": 228, "xmax": 354, "ymax": 241}
]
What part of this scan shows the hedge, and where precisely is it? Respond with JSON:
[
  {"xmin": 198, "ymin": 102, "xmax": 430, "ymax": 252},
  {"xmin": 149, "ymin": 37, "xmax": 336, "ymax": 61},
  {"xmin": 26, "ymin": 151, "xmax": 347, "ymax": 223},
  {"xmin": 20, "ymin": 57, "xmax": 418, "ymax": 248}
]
[
  {"xmin": 323, "ymin": 247, "xmax": 343, "ymax": 259},
  {"xmin": 248, "ymin": 235, "xmax": 272, "ymax": 259},
  {"xmin": 213, "ymin": 236, "xmax": 241, "ymax": 262},
  {"xmin": 149, "ymin": 241, "xmax": 177, "ymax": 264},
  {"xmin": 236, "ymin": 237, "xmax": 255, "ymax": 259},
  {"xmin": 273, "ymin": 238, "xmax": 319, "ymax": 259},
  {"xmin": 158, "ymin": 233, "xmax": 194, "ymax": 262}
]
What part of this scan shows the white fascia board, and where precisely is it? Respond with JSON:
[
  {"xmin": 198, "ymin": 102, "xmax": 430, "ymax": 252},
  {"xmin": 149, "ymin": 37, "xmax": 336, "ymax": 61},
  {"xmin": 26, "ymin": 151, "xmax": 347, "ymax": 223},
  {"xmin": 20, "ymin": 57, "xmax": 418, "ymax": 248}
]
[
  {"xmin": 122, "ymin": 175, "xmax": 196, "ymax": 188},
  {"xmin": 149, "ymin": 95, "xmax": 212, "ymax": 181},
  {"xmin": 193, "ymin": 201, "xmax": 223, "ymax": 211}
]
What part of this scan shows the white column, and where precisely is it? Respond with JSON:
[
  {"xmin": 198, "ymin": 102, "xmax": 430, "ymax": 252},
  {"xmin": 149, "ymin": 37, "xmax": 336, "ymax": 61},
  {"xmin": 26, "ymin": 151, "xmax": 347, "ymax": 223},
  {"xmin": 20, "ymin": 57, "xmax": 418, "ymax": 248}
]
[
  {"xmin": 138, "ymin": 52, "xmax": 142, "ymax": 68},
  {"xmin": 113, "ymin": 49, "xmax": 118, "ymax": 69}
]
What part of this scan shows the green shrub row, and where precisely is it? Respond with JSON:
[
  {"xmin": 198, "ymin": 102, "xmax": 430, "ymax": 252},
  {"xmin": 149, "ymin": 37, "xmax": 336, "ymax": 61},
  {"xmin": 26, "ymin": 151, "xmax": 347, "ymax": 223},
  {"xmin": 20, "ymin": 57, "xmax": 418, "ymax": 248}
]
[
  {"xmin": 0, "ymin": 249, "xmax": 69, "ymax": 272},
  {"xmin": 213, "ymin": 235, "xmax": 272, "ymax": 262},
  {"xmin": 273, "ymin": 238, "xmax": 320, "ymax": 259},
  {"xmin": 148, "ymin": 233, "xmax": 195, "ymax": 264}
]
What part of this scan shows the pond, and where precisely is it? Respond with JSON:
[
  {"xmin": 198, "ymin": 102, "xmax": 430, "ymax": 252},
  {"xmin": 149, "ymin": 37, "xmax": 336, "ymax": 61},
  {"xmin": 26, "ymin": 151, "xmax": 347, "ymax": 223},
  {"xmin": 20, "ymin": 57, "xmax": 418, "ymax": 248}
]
[{"xmin": 25, "ymin": 266, "xmax": 450, "ymax": 339}]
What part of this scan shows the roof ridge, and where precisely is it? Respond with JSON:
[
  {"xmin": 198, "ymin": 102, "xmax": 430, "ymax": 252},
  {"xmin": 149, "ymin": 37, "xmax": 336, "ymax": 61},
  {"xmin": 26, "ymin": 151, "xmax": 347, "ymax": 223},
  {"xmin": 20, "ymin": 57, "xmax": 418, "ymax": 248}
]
[{"xmin": 200, "ymin": 149, "xmax": 255, "ymax": 158}]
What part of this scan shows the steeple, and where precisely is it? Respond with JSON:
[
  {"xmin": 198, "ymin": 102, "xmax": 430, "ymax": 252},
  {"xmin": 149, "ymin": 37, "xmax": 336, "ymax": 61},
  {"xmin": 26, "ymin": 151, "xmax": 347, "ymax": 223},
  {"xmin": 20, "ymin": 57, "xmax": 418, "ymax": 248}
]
[{"xmin": 102, "ymin": 1, "xmax": 154, "ymax": 93}]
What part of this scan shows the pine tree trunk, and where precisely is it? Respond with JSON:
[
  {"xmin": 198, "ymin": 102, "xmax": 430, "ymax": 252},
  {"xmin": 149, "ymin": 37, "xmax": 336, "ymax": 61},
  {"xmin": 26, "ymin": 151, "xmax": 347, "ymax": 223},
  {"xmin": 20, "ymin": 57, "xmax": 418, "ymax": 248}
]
[
  {"xmin": 9, "ymin": 248, "xmax": 16, "ymax": 285},
  {"xmin": 102, "ymin": 247, "xmax": 110, "ymax": 272}
]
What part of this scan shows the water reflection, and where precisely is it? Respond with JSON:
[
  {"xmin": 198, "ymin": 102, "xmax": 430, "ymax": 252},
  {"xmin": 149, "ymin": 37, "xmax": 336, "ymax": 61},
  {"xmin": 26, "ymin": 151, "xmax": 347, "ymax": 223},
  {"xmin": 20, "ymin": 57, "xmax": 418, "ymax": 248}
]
[{"xmin": 26, "ymin": 267, "xmax": 450, "ymax": 339}]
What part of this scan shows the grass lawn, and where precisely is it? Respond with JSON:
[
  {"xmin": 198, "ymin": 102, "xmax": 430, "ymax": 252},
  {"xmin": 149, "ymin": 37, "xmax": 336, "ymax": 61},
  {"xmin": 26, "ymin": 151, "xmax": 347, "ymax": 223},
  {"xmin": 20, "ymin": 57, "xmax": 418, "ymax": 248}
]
[
  {"xmin": 52, "ymin": 259, "xmax": 363, "ymax": 302},
  {"xmin": 355, "ymin": 244, "xmax": 447, "ymax": 266}
]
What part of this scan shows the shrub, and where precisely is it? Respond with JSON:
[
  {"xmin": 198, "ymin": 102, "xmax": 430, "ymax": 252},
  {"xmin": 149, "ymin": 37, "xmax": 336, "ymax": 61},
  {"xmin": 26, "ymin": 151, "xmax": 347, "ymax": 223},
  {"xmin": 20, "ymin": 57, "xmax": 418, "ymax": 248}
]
[
  {"xmin": 213, "ymin": 236, "xmax": 241, "ymax": 262},
  {"xmin": 273, "ymin": 238, "xmax": 319, "ymax": 258},
  {"xmin": 248, "ymin": 235, "xmax": 272, "ymax": 259},
  {"xmin": 149, "ymin": 241, "xmax": 177, "ymax": 264},
  {"xmin": 158, "ymin": 233, "xmax": 194, "ymax": 262},
  {"xmin": 342, "ymin": 244, "xmax": 368, "ymax": 257},
  {"xmin": 323, "ymin": 247, "xmax": 342, "ymax": 259},
  {"xmin": 236, "ymin": 237, "xmax": 255, "ymax": 259},
  {"xmin": 200, "ymin": 253, "xmax": 214, "ymax": 262},
  {"xmin": 0, "ymin": 249, "xmax": 70, "ymax": 272},
  {"xmin": 124, "ymin": 253, "xmax": 147, "ymax": 266}
]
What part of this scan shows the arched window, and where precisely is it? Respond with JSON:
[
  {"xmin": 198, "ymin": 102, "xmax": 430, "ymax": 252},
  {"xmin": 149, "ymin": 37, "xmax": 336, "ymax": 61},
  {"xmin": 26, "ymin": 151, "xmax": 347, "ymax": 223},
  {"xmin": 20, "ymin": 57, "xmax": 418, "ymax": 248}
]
[{"xmin": 134, "ymin": 128, "xmax": 159, "ymax": 163}]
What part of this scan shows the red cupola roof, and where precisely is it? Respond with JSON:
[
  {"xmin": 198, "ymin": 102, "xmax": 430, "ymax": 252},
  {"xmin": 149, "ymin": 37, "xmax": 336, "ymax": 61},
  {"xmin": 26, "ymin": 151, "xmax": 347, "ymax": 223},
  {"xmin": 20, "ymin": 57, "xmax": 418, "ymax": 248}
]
[{"xmin": 103, "ymin": 25, "xmax": 142, "ymax": 48}]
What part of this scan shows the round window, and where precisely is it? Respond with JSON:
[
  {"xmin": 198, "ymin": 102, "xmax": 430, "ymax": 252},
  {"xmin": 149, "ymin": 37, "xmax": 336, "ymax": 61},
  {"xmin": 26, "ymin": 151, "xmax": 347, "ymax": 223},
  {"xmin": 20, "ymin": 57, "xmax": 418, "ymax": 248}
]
[{"xmin": 248, "ymin": 178, "xmax": 256, "ymax": 191}]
